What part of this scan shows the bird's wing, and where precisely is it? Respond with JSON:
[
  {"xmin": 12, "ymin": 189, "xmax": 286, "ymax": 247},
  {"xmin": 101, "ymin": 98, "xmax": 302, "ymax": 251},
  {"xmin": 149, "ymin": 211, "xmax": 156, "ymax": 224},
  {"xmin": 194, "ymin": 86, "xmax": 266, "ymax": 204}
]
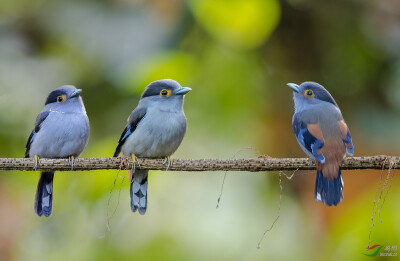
[
  {"xmin": 338, "ymin": 120, "xmax": 354, "ymax": 156},
  {"xmin": 292, "ymin": 113, "xmax": 326, "ymax": 164},
  {"xmin": 25, "ymin": 111, "xmax": 50, "ymax": 158},
  {"xmin": 113, "ymin": 107, "xmax": 147, "ymax": 157}
]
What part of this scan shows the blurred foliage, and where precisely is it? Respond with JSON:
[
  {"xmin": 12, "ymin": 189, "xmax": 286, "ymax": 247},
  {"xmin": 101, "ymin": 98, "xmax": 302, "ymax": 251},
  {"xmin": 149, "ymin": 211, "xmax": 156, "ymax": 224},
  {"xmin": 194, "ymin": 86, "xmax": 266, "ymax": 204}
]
[
  {"xmin": 0, "ymin": 0, "xmax": 400, "ymax": 260},
  {"xmin": 188, "ymin": 0, "xmax": 280, "ymax": 49}
]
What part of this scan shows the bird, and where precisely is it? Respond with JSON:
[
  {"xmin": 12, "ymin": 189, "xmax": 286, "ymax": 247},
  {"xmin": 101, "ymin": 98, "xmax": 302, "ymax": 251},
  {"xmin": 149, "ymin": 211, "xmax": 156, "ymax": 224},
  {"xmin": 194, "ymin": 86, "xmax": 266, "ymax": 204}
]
[
  {"xmin": 113, "ymin": 79, "xmax": 191, "ymax": 215},
  {"xmin": 25, "ymin": 85, "xmax": 90, "ymax": 217},
  {"xmin": 288, "ymin": 82, "xmax": 354, "ymax": 206}
]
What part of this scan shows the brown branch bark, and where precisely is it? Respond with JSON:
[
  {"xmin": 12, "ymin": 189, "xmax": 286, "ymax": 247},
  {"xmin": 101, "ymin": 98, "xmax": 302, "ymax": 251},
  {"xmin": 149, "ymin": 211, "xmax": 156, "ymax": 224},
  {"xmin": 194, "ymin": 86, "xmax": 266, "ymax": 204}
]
[{"xmin": 0, "ymin": 155, "xmax": 398, "ymax": 172}]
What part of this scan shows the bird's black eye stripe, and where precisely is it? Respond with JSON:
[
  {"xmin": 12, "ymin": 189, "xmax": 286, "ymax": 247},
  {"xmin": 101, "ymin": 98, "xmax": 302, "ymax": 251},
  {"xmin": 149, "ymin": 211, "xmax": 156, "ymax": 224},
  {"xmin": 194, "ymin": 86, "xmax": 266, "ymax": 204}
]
[
  {"xmin": 56, "ymin": 95, "xmax": 66, "ymax": 103},
  {"xmin": 159, "ymin": 89, "xmax": 171, "ymax": 97},
  {"xmin": 304, "ymin": 89, "xmax": 315, "ymax": 98},
  {"xmin": 45, "ymin": 90, "xmax": 68, "ymax": 105}
]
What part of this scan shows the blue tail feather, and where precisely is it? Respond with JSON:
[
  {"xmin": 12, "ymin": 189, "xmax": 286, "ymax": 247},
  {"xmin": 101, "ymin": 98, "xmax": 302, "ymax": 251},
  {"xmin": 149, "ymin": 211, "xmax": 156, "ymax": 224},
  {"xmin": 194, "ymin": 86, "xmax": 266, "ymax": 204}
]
[
  {"xmin": 130, "ymin": 170, "xmax": 148, "ymax": 215},
  {"xmin": 35, "ymin": 171, "xmax": 54, "ymax": 217},
  {"xmin": 314, "ymin": 169, "xmax": 343, "ymax": 206}
]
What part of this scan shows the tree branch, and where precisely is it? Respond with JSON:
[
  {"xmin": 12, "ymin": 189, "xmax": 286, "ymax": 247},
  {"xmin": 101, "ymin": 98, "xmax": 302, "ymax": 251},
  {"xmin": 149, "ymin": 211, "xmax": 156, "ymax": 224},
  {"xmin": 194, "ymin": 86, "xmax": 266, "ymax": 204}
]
[{"xmin": 0, "ymin": 155, "xmax": 398, "ymax": 172}]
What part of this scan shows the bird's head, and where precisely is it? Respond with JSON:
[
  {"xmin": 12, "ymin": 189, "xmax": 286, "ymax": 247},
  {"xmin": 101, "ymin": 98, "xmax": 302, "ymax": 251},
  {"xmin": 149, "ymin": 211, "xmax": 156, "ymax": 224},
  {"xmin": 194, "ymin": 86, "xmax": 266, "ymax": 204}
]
[
  {"xmin": 44, "ymin": 85, "xmax": 85, "ymax": 113},
  {"xmin": 287, "ymin": 82, "xmax": 337, "ymax": 109},
  {"xmin": 140, "ymin": 79, "xmax": 191, "ymax": 110}
]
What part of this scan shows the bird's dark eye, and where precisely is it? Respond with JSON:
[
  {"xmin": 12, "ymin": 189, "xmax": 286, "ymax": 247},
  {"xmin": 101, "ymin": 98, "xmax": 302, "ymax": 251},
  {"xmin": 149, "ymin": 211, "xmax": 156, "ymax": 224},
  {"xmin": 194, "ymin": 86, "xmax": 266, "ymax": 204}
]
[
  {"xmin": 160, "ymin": 89, "xmax": 171, "ymax": 97},
  {"xmin": 57, "ymin": 95, "xmax": 66, "ymax": 103},
  {"xmin": 304, "ymin": 89, "xmax": 314, "ymax": 98}
]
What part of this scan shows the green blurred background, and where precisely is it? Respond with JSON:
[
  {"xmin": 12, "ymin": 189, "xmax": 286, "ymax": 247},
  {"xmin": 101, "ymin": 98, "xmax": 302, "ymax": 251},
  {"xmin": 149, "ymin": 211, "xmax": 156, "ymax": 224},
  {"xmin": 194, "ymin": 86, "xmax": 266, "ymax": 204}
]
[{"xmin": 0, "ymin": 0, "xmax": 399, "ymax": 260}]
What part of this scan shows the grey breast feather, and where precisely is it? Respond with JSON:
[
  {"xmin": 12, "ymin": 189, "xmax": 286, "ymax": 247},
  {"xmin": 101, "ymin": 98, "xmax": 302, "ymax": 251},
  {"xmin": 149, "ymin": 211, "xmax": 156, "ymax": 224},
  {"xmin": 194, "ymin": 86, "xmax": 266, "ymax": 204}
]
[{"xmin": 29, "ymin": 111, "xmax": 89, "ymax": 158}]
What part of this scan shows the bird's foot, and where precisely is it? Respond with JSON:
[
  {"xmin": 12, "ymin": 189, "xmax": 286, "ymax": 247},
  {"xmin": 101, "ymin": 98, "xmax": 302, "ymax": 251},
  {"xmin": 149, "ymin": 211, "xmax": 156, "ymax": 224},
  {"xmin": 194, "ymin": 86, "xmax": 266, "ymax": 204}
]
[
  {"xmin": 33, "ymin": 155, "xmax": 40, "ymax": 171},
  {"xmin": 163, "ymin": 156, "xmax": 171, "ymax": 171},
  {"xmin": 131, "ymin": 154, "xmax": 141, "ymax": 173},
  {"xmin": 68, "ymin": 156, "xmax": 75, "ymax": 170},
  {"xmin": 309, "ymin": 159, "xmax": 314, "ymax": 167}
]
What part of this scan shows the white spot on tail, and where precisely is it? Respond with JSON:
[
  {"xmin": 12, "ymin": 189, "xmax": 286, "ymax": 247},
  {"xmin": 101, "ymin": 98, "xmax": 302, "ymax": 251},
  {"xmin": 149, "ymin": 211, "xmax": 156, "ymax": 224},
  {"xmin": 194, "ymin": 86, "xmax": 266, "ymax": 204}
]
[
  {"xmin": 46, "ymin": 183, "xmax": 52, "ymax": 194},
  {"xmin": 316, "ymin": 192, "xmax": 322, "ymax": 202},
  {"xmin": 140, "ymin": 181, "xmax": 148, "ymax": 196},
  {"xmin": 42, "ymin": 195, "xmax": 50, "ymax": 207},
  {"xmin": 132, "ymin": 194, "xmax": 140, "ymax": 205},
  {"xmin": 139, "ymin": 196, "xmax": 146, "ymax": 208},
  {"xmin": 131, "ymin": 181, "xmax": 141, "ymax": 193}
]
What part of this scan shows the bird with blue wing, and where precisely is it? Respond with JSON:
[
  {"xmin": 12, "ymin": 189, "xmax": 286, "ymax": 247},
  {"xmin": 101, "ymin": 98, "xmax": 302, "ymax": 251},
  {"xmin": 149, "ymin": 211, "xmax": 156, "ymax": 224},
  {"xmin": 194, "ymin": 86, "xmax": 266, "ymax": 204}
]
[
  {"xmin": 25, "ymin": 85, "xmax": 90, "ymax": 217},
  {"xmin": 114, "ymin": 79, "xmax": 191, "ymax": 215},
  {"xmin": 288, "ymin": 82, "xmax": 354, "ymax": 206}
]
